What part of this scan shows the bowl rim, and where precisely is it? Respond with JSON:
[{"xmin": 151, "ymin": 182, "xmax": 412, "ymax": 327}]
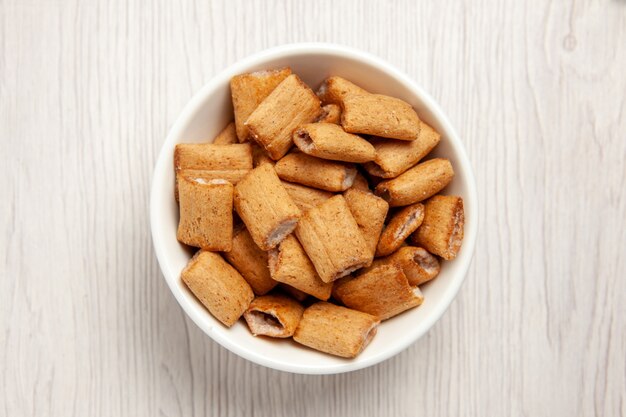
[{"xmin": 151, "ymin": 42, "xmax": 478, "ymax": 374}]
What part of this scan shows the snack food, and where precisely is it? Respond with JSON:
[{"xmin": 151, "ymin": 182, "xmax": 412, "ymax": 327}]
[
  {"xmin": 341, "ymin": 94, "xmax": 421, "ymax": 140},
  {"xmin": 174, "ymin": 142, "xmax": 253, "ymax": 200},
  {"xmin": 343, "ymin": 188, "xmax": 389, "ymax": 264},
  {"xmin": 234, "ymin": 164, "xmax": 301, "ymax": 251},
  {"xmin": 268, "ymin": 235, "xmax": 332, "ymax": 300},
  {"xmin": 177, "ymin": 177, "xmax": 233, "ymax": 251},
  {"xmin": 243, "ymin": 294, "xmax": 305, "ymax": 338},
  {"xmin": 174, "ymin": 70, "xmax": 466, "ymax": 358},
  {"xmin": 280, "ymin": 181, "xmax": 333, "ymax": 212},
  {"xmin": 333, "ymin": 264, "xmax": 423, "ymax": 320},
  {"xmin": 293, "ymin": 302, "xmax": 379, "ymax": 358},
  {"xmin": 293, "ymin": 123, "xmax": 376, "ymax": 163},
  {"xmin": 181, "ymin": 251, "xmax": 254, "ymax": 327},
  {"xmin": 251, "ymin": 143, "xmax": 274, "ymax": 167},
  {"xmin": 373, "ymin": 246, "xmax": 441, "ymax": 286},
  {"xmin": 212, "ymin": 122, "xmax": 239, "ymax": 145},
  {"xmin": 245, "ymin": 74, "xmax": 322, "ymax": 159},
  {"xmin": 375, "ymin": 203, "xmax": 425, "ymax": 257},
  {"xmin": 363, "ymin": 121, "xmax": 441, "ymax": 178},
  {"xmin": 316, "ymin": 76, "xmax": 368, "ymax": 105},
  {"xmin": 174, "ymin": 143, "xmax": 253, "ymax": 172},
  {"xmin": 350, "ymin": 171, "xmax": 370, "ymax": 192},
  {"xmin": 316, "ymin": 103, "xmax": 342, "ymax": 124},
  {"xmin": 230, "ymin": 68, "xmax": 292, "ymax": 142},
  {"xmin": 223, "ymin": 226, "xmax": 277, "ymax": 295},
  {"xmin": 375, "ymin": 158, "xmax": 454, "ymax": 207},
  {"xmin": 411, "ymin": 195, "xmax": 465, "ymax": 260},
  {"xmin": 295, "ymin": 195, "xmax": 371, "ymax": 283},
  {"xmin": 279, "ymin": 283, "xmax": 309, "ymax": 302},
  {"xmin": 177, "ymin": 169, "xmax": 248, "ymax": 191},
  {"xmin": 274, "ymin": 152, "xmax": 357, "ymax": 192}
]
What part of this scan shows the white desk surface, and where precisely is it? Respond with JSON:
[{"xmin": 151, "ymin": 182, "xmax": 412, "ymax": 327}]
[{"xmin": 1, "ymin": 1, "xmax": 625, "ymax": 416}]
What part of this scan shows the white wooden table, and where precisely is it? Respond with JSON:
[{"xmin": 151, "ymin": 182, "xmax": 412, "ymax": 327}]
[{"xmin": 2, "ymin": 1, "xmax": 625, "ymax": 416}]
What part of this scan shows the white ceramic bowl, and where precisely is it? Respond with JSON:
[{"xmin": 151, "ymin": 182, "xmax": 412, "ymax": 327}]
[{"xmin": 151, "ymin": 43, "xmax": 477, "ymax": 374}]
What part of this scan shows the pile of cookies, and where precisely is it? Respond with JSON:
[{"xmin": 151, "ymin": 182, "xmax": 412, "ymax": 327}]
[{"xmin": 173, "ymin": 69, "xmax": 464, "ymax": 358}]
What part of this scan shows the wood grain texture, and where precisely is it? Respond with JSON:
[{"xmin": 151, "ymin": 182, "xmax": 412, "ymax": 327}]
[{"xmin": 1, "ymin": 0, "xmax": 625, "ymax": 416}]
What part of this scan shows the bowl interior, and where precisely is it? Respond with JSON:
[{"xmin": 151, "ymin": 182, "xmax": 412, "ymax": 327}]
[{"xmin": 151, "ymin": 45, "xmax": 477, "ymax": 374}]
